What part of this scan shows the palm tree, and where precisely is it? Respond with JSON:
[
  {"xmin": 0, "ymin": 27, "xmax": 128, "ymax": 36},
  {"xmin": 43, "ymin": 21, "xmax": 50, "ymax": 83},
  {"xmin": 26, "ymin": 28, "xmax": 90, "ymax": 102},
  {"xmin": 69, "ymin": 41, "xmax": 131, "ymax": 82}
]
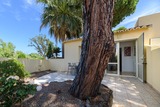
[{"xmin": 37, "ymin": 0, "xmax": 82, "ymax": 41}]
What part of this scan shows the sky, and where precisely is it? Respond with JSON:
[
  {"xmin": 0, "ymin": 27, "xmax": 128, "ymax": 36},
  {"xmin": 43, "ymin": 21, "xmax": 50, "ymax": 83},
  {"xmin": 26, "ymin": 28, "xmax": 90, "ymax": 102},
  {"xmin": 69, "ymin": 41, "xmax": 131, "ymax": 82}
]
[{"xmin": 0, "ymin": 0, "xmax": 160, "ymax": 54}]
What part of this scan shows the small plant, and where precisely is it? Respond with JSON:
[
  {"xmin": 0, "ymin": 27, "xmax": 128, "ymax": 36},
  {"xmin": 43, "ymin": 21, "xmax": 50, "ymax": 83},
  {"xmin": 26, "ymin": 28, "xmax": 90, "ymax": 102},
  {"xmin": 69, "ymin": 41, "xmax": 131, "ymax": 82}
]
[
  {"xmin": 0, "ymin": 76, "xmax": 36, "ymax": 106},
  {"xmin": 0, "ymin": 59, "xmax": 30, "ymax": 78}
]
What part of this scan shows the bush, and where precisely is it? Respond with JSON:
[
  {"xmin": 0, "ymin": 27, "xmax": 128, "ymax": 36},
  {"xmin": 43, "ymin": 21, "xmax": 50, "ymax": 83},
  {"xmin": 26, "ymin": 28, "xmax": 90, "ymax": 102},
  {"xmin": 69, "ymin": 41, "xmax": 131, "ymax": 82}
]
[
  {"xmin": 0, "ymin": 59, "xmax": 30, "ymax": 78},
  {"xmin": 0, "ymin": 59, "xmax": 36, "ymax": 106},
  {"xmin": 16, "ymin": 51, "xmax": 26, "ymax": 58},
  {"xmin": 0, "ymin": 77, "xmax": 36, "ymax": 106},
  {"xmin": 28, "ymin": 53, "xmax": 44, "ymax": 59}
]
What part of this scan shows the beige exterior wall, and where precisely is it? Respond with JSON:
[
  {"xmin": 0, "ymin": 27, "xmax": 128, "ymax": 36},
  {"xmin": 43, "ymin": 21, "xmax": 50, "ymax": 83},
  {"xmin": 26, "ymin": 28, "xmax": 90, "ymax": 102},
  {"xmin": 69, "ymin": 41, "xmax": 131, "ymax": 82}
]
[
  {"xmin": 49, "ymin": 59, "xmax": 66, "ymax": 71},
  {"xmin": 136, "ymin": 13, "xmax": 160, "ymax": 38},
  {"xmin": 0, "ymin": 58, "xmax": 51, "ymax": 73},
  {"xmin": 114, "ymin": 28, "xmax": 152, "ymax": 45},
  {"xmin": 135, "ymin": 13, "xmax": 160, "ymax": 93},
  {"xmin": 49, "ymin": 39, "xmax": 82, "ymax": 71},
  {"xmin": 146, "ymin": 46, "xmax": 160, "ymax": 93},
  {"xmin": 64, "ymin": 39, "xmax": 82, "ymax": 62}
]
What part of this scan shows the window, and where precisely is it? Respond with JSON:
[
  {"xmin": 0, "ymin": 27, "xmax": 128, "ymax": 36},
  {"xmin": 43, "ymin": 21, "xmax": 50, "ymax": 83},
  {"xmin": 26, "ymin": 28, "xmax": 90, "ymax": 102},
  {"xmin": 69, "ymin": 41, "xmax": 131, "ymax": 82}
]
[{"xmin": 124, "ymin": 47, "xmax": 131, "ymax": 56}]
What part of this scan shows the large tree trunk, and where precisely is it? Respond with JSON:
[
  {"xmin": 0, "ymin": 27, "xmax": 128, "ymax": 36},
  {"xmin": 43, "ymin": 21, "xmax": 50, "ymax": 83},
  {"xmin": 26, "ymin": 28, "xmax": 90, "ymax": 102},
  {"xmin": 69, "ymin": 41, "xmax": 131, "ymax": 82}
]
[{"xmin": 69, "ymin": 0, "xmax": 115, "ymax": 100}]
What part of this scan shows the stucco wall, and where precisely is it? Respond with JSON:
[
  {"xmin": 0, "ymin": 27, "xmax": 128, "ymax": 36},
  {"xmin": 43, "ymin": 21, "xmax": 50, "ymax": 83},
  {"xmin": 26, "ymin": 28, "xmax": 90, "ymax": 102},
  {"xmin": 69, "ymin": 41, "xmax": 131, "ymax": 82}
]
[
  {"xmin": 136, "ymin": 13, "xmax": 160, "ymax": 38},
  {"xmin": 49, "ymin": 59, "xmax": 67, "ymax": 71},
  {"xmin": 18, "ymin": 59, "xmax": 51, "ymax": 73},
  {"xmin": 114, "ymin": 28, "xmax": 152, "ymax": 45},
  {"xmin": 64, "ymin": 39, "xmax": 81, "ymax": 62},
  {"xmin": 49, "ymin": 39, "xmax": 82, "ymax": 71},
  {"xmin": 146, "ymin": 46, "xmax": 160, "ymax": 93},
  {"xmin": 0, "ymin": 58, "xmax": 51, "ymax": 73}
]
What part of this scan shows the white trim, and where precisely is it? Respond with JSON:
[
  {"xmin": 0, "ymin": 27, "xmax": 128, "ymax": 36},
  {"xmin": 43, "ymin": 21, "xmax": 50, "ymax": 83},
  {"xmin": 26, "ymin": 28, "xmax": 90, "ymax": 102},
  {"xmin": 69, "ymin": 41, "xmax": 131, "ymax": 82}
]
[
  {"xmin": 106, "ymin": 74, "xmax": 137, "ymax": 78},
  {"xmin": 106, "ymin": 73, "xmax": 119, "ymax": 76},
  {"xmin": 118, "ymin": 75, "xmax": 136, "ymax": 78},
  {"xmin": 108, "ymin": 62, "xmax": 118, "ymax": 64},
  {"xmin": 115, "ymin": 38, "xmax": 137, "ymax": 42},
  {"xmin": 117, "ymin": 42, "xmax": 120, "ymax": 75},
  {"xmin": 138, "ymin": 77, "xmax": 143, "ymax": 82},
  {"xmin": 137, "ymin": 33, "xmax": 145, "ymax": 82},
  {"xmin": 136, "ymin": 40, "xmax": 138, "ymax": 78}
]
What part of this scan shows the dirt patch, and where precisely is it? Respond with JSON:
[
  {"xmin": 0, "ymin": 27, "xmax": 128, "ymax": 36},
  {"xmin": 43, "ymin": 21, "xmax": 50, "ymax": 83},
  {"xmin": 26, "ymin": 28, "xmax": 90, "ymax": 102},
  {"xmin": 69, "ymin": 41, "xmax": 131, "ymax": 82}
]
[{"xmin": 21, "ymin": 81, "xmax": 113, "ymax": 107}]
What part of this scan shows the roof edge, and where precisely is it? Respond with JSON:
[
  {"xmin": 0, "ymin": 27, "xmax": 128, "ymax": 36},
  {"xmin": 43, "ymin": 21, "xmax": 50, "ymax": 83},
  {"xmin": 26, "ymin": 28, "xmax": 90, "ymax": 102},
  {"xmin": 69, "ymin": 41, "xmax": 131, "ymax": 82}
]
[
  {"xmin": 63, "ymin": 38, "xmax": 82, "ymax": 43},
  {"xmin": 114, "ymin": 24, "xmax": 152, "ymax": 33}
]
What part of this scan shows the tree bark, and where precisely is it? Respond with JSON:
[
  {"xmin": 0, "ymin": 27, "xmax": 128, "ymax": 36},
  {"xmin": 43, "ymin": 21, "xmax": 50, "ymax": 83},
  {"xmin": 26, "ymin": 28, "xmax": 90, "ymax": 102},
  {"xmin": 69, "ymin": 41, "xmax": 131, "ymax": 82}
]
[{"xmin": 69, "ymin": 0, "xmax": 115, "ymax": 100}]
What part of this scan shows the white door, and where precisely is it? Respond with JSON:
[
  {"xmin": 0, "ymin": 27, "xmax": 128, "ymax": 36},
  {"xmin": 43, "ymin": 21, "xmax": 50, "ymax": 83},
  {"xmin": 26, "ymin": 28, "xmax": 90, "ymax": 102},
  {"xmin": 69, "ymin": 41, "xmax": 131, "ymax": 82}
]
[{"xmin": 137, "ymin": 33, "xmax": 145, "ymax": 82}]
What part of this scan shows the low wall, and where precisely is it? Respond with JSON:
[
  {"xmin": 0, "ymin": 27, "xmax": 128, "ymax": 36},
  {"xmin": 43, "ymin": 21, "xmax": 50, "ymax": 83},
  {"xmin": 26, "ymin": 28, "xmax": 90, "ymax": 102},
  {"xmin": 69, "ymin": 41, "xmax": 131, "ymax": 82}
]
[
  {"xmin": 146, "ymin": 46, "xmax": 160, "ymax": 93},
  {"xmin": 0, "ymin": 58, "xmax": 8, "ymax": 61},
  {"xmin": 0, "ymin": 58, "xmax": 51, "ymax": 73},
  {"xmin": 18, "ymin": 59, "xmax": 51, "ymax": 73},
  {"xmin": 48, "ymin": 59, "xmax": 68, "ymax": 71},
  {"xmin": 0, "ymin": 58, "xmax": 76, "ymax": 73}
]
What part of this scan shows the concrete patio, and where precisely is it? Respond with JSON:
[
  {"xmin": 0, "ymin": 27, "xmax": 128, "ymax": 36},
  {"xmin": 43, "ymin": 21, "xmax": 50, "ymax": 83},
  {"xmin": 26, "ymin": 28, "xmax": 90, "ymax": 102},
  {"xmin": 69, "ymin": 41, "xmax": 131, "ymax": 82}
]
[{"xmin": 34, "ymin": 72, "xmax": 160, "ymax": 107}]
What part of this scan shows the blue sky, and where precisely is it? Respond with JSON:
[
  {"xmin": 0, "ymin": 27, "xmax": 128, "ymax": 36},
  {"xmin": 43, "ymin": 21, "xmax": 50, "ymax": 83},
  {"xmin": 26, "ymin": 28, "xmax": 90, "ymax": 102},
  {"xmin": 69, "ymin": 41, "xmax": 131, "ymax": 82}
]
[{"xmin": 0, "ymin": 0, "xmax": 160, "ymax": 54}]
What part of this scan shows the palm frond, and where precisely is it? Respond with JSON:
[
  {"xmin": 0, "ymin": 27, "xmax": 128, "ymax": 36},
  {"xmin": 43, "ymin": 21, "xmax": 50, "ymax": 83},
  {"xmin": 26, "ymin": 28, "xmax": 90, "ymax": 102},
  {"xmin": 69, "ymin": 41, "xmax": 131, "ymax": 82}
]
[{"xmin": 38, "ymin": 0, "xmax": 82, "ymax": 41}]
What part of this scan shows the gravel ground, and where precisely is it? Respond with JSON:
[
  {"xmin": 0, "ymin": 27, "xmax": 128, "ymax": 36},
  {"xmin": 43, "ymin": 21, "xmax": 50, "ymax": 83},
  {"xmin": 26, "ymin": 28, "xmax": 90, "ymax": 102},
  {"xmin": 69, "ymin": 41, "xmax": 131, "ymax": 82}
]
[
  {"xmin": 21, "ymin": 81, "xmax": 112, "ymax": 107},
  {"xmin": 14, "ymin": 71, "xmax": 112, "ymax": 107},
  {"xmin": 21, "ymin": 81, "xmax": 81, "ymax": 107}
]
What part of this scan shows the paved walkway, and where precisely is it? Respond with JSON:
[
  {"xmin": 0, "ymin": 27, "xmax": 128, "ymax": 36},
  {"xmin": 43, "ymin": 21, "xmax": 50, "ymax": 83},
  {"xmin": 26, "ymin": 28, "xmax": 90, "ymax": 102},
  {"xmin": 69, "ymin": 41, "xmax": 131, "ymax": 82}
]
[
  {"xmin": 102, "ymin": 76, "xmax": 160, "ymax": 107},
  {"xmin": 34, "ymin": 73, "xmax": 160, "ymax": 107}
]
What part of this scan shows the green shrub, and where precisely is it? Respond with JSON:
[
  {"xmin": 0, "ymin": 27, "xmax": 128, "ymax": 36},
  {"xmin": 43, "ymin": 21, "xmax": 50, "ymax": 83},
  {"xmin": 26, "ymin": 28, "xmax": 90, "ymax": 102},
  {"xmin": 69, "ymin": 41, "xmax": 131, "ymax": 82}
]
[
  {"xmin": 0, "ymin": 59, "xmax": 30, "ymax": 78},
  {"xmin": 0, "ymin": 77, "xmax": 36, "ymax": 107},
  {"xmin": 0, "ymin": 59, "xmax": 36, "ymax": 106},
  {"xmin": 28, "ymin": 53, "xmax": 44, "ymax": 59},
  {"xmin": 16, "ymin": 51, "xmax": 27, "ymax": 58}
]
